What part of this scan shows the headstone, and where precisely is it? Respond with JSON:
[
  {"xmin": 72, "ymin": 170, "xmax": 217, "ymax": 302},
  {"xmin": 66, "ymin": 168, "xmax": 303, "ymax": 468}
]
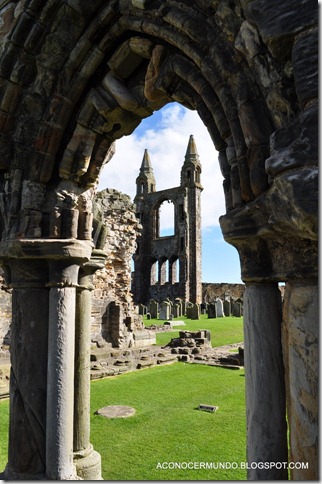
[
  {"xmin": 150, "ymin": 300, "xmax": 158, "ymax": 319},
  {"xmin": 216, "ymin": 298, "xmax": 224, "ymax": 317},
  {"xmin": 190, "ymin": 303, "xmax": 200, "ymax": 320},
  {"xmin": 208, "ymin": 303, "xmax": 217, "ymax": 318},
  {"xmin": 223, "ymin": 300, "xmax": 231, "ymax": 316},
  {"xmin": 200, "ymin": 302, "xmax": 207, "ymax": 315},
  {"xmin": 173, "ymin": 303, "xmax": 181, "ymax": 318},
  {"xmin": 138, "ymin": 304, "xmax": 146, "ymax": 316},
  {"xmin": 159, "ymin": 301, "xmax": 170, "ymax": 320},
  {"xmin": 146, "ymin": 313, "xmax": 151, "ymax": 320},
  {"xmin": 232, "ymin": 301, "xmax": 242, "ymax": 317},
  {"xmin": 186, "ymin": 303, "xmax": 199, "ymax": 319}
]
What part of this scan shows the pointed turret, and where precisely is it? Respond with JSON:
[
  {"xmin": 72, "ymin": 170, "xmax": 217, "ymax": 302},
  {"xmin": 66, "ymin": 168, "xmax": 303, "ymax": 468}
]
[
  {"xmin": 185, "ymin": 134, "xmax": 199, "ymax": 159},
  {"xmin": 180, "ymin": 135, "xmax": 202, "ymax": 188},
  {"xmin": 135, "ymin": 149, "xmax": 156, "ymax": 197}
]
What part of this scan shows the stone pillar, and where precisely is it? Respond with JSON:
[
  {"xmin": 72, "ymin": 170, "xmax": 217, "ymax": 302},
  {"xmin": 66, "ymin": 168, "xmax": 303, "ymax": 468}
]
[
  {"xmin": 73, "ymin": 249, "xmax": 106, "ymax": 480},
  {"xmin": 243, "ymin": 283, "xmax": 288, "ymax": 479},
  {"xmin": 5, "ymin": 259, "xmax": 49, "ymax": 480},
  {"xmin": 0, "ymin": 239, "xmax": 92, "ymax": 480},
  {"xmin": 282, "ymin": 281, "xmax": 318, "ymax": 480},
  {"xmin": 46, "ymin": 260, "xmax": 80, "ymax": 480}
]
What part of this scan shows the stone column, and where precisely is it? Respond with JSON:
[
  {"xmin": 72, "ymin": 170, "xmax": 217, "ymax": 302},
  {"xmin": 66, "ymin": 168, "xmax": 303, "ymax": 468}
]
[
  {"xmin": 0, "ymin": 239, "xmax": 92, "ymax": 480},
  {"xmin": 243, "ymin": 282, "xmax": 288, "ymax": 479},
  {"xmin": 46, "ymin": 260, "xmax": 80, "ymax": 480},
  {"xmin": 5, "ymin": 258, "xmax": 49, "ymax": 480},
  {"xmin": 282, "ymin": 281, "xmax": 318, "ymax": 480},
  {"xmin": 73, "ymin": 249, "xmax": 106, "ymax": 480}
]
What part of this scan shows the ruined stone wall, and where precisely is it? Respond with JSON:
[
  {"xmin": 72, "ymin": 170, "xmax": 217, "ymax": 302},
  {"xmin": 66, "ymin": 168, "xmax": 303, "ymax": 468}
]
[
  {"xmin": 92, "ymin": 188, "xmax": 144, "ymax": 347},
  {"xmin": 202, "ymin": 283, "xmax": 245, "ymax": 302}
]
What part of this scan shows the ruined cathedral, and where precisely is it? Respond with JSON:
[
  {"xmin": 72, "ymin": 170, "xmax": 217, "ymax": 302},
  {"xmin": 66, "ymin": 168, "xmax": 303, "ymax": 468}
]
[{"xmin": 133, "ymin": 135, "xmax": 203, "ymax": 304}]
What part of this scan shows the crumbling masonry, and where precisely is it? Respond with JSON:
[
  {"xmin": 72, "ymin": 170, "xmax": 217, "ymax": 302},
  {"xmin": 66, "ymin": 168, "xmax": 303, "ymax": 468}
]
[{"xmin": 0, "ymin": 0, "xmax": 318, "ymax": 481}]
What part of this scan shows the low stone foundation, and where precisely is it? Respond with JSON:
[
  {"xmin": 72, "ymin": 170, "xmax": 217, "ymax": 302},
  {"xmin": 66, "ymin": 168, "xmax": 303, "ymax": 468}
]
[{"xmin": 90, "ymin": 345, "xmax": 177, "ymax": 380}]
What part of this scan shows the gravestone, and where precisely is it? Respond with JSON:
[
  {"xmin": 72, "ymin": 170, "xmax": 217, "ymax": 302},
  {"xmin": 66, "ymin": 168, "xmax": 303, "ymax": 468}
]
[
  {"xmin": 208, "ymin": 303, "xmax": 217, "ymax": 318},
  {"xmin": 190, "ymin": 303, "xmax": 200, "ymax": 320},
  {"xmin": 159, "ymin": 301, "xmax": 170, "ymax": 320},
  {"xmin": 200, "ymin": 302, "xmax": 207, "ymax": 315},
  {"xmin": 232, "ymin": 301, "xmax": 242, "ymax": 317},
  {"xmin": 223, "ymin": 300, "xmax": 231, "ymax": 316},
  {"xmin": 150, "ymin": 300, "xmax": 158, "ymax": 319},
  {"xmin": 138, "ymin": 304, "xmax": 146, "ymax": 316},
  {"xmin": 216, "ymin": 299, "xmax": 224, "ymax": 317},
  {"xmin": 173, "ymin": 303, "xmax": 181, "ymax": 318},
  {"xmin": 185, "ymin": 303, "xmax": 201, "ymax": 320}
]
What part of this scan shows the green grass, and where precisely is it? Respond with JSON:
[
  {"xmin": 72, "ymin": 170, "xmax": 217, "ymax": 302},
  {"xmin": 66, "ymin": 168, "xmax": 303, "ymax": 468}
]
[
  {"xmin": 0, "ymin": 316, "xmax": 245, "ymax": 480},
  {"xmin": 145, "ymin": 314, "xmax": 244, "ymax": 348},
  {"xmin": 0, "ymin": 398, "xmax": 9, "ymax": 471},
  {"xmin": 90, "ymin": 363, "xmax": 246, "ymax": 480}
]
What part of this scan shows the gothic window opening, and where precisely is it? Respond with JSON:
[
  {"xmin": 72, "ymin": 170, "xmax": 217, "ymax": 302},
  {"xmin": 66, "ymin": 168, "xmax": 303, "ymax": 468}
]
[
  {"xmin": 170, "ymin": 258, "xmax": 180, "ymax": 283},
  {"xmin": 196, "ymin": 167, "xmax": 201, "ymax": 183},
  {"xmin": 150, "ymin": 260, "xmax": 158, "ymax": 285},
  {"xmin": 157, "ymin": 200, "xmax": 175, "ymax": 237}
]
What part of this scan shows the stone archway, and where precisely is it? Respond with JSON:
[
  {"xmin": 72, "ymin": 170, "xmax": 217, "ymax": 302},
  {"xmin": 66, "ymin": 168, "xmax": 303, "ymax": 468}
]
[{"xmin": 0, "ymin": 0, "xmax": 318, "ymax": 480}]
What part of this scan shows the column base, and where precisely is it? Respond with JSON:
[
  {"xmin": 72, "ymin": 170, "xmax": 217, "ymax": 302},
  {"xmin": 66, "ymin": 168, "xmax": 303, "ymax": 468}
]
[
  {"xmin": 1, "ymin": 465, "xmax": 46, "ymax": 481},
  {"xmin": 74, "ymin": 445, "xmax": 102, "ymax": 480}
]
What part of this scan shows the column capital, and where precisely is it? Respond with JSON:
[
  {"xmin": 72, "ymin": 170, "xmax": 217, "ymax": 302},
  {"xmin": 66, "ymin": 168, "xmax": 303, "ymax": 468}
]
[
  {"xmin": 0, "ymin": 238, "xmax": 93, "ymax": 262},
  {"xmin": 220, "ymin": 205, "xmax": 318, "ymax": 282}
]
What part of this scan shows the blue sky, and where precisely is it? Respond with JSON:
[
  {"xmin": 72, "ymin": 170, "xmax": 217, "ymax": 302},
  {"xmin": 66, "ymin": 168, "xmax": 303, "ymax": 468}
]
[{"xmin": 98, "ymin": 103, "xmax": 242, "ymax": 283}]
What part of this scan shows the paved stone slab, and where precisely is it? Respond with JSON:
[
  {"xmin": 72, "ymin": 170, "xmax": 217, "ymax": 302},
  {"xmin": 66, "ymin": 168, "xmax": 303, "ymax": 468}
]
[{"xmin": 95, "ymin": 405, "xmax": 136, "ymax": 419}]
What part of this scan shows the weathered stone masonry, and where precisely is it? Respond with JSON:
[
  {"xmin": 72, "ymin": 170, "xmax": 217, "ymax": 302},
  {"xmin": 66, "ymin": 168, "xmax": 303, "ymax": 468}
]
[
  {"xmin": 91, "ymin": 188, "xmax": 146, "ymax": 348},
  {"xmin": 0, "ymin": 0, "xmax": 318, "ymax": 481}
]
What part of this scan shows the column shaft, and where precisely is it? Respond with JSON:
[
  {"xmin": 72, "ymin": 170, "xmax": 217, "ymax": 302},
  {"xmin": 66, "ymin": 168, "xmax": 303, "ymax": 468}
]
[
  {"xmin": 46, "ymin": 263, "xmax": 79, "ymax": 480},
  {"xmin": 243, "ymin": 283, "xmax": 288, "ymax": 479},
  {"xmin": 74, "ymin": 279, "xmax": 91, "ymax": 451},
  {"xmin": 282, "ymin": 282, "xmax": 318, "ymax": 479},
  {"xmin": 73, "ymin": 252, "xmax": 105, "ymax": 480}
]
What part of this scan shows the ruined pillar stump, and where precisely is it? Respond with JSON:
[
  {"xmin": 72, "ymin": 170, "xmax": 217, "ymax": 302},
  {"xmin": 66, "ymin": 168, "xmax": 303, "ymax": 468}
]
[
  {"xmin": 243, "ymin": 283, "xmax": 288, "ymax": 480},
  {"xmin": 282, "ymin": 281, "xmax": 318, "ymax": 480}
]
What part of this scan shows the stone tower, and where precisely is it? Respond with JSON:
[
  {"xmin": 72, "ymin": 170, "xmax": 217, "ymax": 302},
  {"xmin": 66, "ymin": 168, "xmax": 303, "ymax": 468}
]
[{"xmin": 133, "ymin": 135, "xmax": 203, "ymax": 304}]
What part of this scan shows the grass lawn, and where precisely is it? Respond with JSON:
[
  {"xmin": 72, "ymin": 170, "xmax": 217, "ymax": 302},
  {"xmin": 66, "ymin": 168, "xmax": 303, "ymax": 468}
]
[
  {"xmin": 0, "ymin": 316, "xmax": 246, "ymax": 480},
  {"xmin": 0, "ymin": 398, "xmax": 9, "ymax": 470},
  {"xmin": 145, "ymin": 314, "xmax": 244, "ymax": 348},
  {"xmin": 90, "ymin": 363, "xmax": 246, "ymax": 480}
]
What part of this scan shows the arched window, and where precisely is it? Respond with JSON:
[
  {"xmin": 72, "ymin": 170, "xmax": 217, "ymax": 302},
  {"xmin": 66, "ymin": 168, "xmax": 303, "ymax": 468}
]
[
  {"xmin": 150, "ymin": 260, "xmax": 158, "ymax": 285},
  {"xmin": 170, "ymin": 257, "xmax": 180, "ymax": 283},
  {"xmin": 157, "ymin": 200, "xmax": 175, "ymax": 237}
]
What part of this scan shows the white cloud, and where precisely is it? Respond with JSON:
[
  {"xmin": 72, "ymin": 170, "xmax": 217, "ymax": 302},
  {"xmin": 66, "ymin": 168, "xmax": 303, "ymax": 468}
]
[{"xmin": 98, "ymin": 104, "xmax": 225, "ymax": 229}]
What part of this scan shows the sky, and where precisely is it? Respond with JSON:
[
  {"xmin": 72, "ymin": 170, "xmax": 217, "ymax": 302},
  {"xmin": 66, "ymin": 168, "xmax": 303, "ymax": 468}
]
[{"xmin": 98, "ymin": 103, "xmax": 242, "ymax": 283}]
